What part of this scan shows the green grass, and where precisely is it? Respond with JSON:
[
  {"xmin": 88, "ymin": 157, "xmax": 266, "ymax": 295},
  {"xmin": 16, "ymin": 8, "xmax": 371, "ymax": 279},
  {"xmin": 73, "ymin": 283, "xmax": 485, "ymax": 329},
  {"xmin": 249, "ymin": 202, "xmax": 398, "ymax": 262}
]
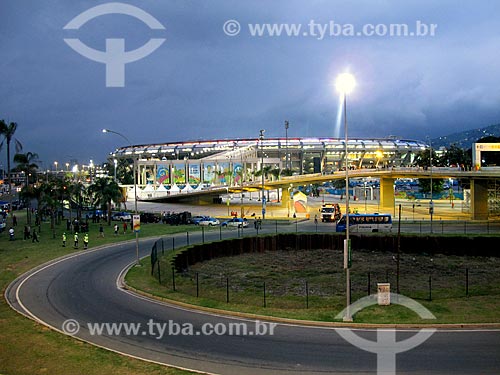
[
  {"xmin": 126, "ymin": 244, "xmax": 500, "ymax": 325},
  {"xmin": 0, "ymin": 212, "xmax": 195, "ymax": 375}
]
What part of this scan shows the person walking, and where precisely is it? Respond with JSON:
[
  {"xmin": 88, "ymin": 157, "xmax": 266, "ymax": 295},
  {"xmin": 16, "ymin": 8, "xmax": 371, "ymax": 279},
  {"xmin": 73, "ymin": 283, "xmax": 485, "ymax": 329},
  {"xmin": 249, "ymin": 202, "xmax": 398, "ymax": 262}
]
[
  {"xmin": 99, "ymin": 223, "xmax": 104, "ymax": 238},
  {"xmin": 32, "ymin": 229, "xmax": 39, "ymax": 243},
  {"xmin": 113, "ymin": 224, "xmax": 118, "ymax": 236},
  {"xmin": 83, "ymin": 233, "xmax": 89, "ymax": 250},
  {"xmin": 8, "ymin": 227, "xmax": 14, "ymax": 241},
  {"xmin": 62, "ymin": 232, "xmax": 67, "ymax": 247},
  {"xmin": 123, "ymin": 221, "xmax": 127, "ymax": 235},
  {"xmin": 74, "ymin": 232, "xmax": 79, "ymax": 249},
  {"xmin": 23, "ymin": 225, "xmax": 30, "ymax": 240}
]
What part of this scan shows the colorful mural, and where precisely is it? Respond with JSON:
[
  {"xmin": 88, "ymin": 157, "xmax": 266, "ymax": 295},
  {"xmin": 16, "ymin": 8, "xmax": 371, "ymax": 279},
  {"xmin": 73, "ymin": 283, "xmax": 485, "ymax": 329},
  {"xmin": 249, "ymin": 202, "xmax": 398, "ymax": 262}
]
[
  {"xmin": 218, "ymin": 162, "xmax": 230, "ymax": 184},
  {"xmin": 203, "ymin": 163, "xmax": 216, "ymax": 184},
  {"xmin": 233, "ymin": 163, "xmax": 243, "ymax": 184},
  {"xmin": 156, "ymin": 165, "xmax": 170, "ymax": 184},
  {"xmin": 172, "ymin": 163, "xmax": 185, "ymax": 184},
  {"xmin": 188, "ymin": 164, "xmax": 201, "ymax": 185}
]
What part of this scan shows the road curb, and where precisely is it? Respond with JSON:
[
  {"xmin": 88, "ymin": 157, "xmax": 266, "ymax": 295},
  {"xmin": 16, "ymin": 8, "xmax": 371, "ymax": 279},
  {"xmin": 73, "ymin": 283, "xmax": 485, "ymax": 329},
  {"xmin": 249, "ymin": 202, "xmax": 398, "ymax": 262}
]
[{"xmin": 120, "ymin": 268, "xmax": 500, "ymax": 330}]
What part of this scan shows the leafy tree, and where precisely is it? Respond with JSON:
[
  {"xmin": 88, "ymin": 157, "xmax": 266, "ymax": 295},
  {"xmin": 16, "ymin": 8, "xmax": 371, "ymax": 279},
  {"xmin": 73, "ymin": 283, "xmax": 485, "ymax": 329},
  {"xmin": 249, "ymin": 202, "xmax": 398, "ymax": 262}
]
[
  {"xmin": 68, "ymin": 181, "xmax": 89, "ymax": 221},
  {"xmin": 440, "ymin": 144, "xmax": 470, "ymax": 167},
  {"xmin": 112, "ymin": 158, "xmax": 134, "ymax": 184},
  {"xmin": 413, "ymin": 149, "xmax": 444, "ymax": 194},
  {"xmin": 413, "ymin": 149, "xmax": 443, "ymax": 168},
  {"xmin": 418, "ymin": 178, "xmax": 444, "ymax": 195},
  {"xmin": 88, "ymin": 177, "xmax": 123, "ymax": 225},
  {"xmin": 13, "ymin": 152, "xmax": 39, "ymax": 184},
  {"xmin": 270, "ymin": 168, "xmax": 281, "ymax": 180}
]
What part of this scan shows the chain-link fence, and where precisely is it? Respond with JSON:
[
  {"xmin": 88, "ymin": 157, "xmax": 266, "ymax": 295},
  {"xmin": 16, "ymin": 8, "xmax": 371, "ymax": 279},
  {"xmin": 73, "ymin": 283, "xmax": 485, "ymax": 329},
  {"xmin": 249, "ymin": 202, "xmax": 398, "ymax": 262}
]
[{"xmin": 150, "ymin": 233, "xmax": 500, "ymax": 309}]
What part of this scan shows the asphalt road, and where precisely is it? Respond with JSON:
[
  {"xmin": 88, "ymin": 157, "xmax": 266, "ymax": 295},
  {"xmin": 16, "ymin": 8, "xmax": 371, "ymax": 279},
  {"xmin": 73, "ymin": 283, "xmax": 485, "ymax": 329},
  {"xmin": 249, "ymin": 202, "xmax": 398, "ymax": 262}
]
[{"xmin": 6, "ymin": 225, "xmax": 500, "ymax": 375}]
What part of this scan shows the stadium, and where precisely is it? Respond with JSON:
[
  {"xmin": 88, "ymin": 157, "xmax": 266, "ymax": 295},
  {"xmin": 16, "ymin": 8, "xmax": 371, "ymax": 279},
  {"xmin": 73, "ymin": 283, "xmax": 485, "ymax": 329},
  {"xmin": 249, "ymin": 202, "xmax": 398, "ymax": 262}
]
[{"xmin": 108, "ymin": 137, "xmax": 428, "ymax": 188}]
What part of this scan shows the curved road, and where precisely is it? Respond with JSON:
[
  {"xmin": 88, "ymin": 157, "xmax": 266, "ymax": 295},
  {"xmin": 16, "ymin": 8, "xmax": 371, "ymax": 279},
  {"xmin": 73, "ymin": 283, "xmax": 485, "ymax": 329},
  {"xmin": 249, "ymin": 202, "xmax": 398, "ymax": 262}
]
[{"xmin": 6, "ymin": 227, "xmax": 500, "ymax": 374}]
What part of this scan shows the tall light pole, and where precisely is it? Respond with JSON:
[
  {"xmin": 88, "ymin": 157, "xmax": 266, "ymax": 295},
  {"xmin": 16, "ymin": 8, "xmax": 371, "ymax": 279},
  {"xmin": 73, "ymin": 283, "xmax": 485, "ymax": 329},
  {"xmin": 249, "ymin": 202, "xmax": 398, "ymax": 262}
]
[
  {"xmin": 428, "ymin": 137, "xmax": 434, "ymax": 233},
  {"xmin": 336, "ymin": 72, "xmax": 356, "ymax": 322},
  {"xmin": 113, "ymin": 158, "xmax": 118, "ymax": 182},
  {"xmin": 259, "ymin": 129, "xmax": 266, "ymax": 219},
  {"xmin": 285, "ymin": 120, "xmax": 289, "ymax": 171},
  {"xmin": 102, "ymin": 129, "xmax": 140, "ymax": 266}
]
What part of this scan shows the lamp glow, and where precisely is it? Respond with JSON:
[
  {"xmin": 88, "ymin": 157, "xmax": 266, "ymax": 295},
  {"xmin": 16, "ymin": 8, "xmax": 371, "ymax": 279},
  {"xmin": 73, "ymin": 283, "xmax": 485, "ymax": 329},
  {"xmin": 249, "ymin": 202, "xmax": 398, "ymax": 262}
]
[{"xmin": 335, "ymin": 73, "xmax": 356, "ymax": 94}]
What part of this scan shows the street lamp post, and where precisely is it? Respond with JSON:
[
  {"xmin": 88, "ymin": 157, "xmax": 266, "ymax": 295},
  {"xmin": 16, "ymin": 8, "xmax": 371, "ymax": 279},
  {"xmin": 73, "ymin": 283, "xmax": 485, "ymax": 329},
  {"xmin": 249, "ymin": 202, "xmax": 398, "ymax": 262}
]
[
  {"xmin": 102, "ymin": 129, "xmax": 140, "ymax": 266},
  {"xmin": 259, "ymin": 129, "xmax": 266, "ymax": 219},
  {"xmin": 285, "ymin": 120, "xmax": 289, "ymax": 171},
  {"xmin": 336, "ymin": 72, "xmax": 356, "ymax": 322},
  {"xmin": 113, "ymin": 158, "xmax": 118, "ymax": 182},
  {"xmin": 428, "ymin": 137, "xmax": 434, "ymax": 233}
]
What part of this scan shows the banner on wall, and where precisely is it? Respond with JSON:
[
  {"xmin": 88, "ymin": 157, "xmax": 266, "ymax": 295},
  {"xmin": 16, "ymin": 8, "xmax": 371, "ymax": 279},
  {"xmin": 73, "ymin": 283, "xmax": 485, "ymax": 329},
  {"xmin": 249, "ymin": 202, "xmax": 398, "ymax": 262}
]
[
  {"xmin": 233, "ymin": 162, "xmax": 243, "ymax": 184},
  {"xmin": 218, "ymin": 162, "xmax": 230, "ymax": 184},
  {"xmin": 156, "ymin": 165, "xmax": 170, "ymax": 184},
  {"xmin": 173, "ymin": 163, "xmax": 186, "ymax": 184},
  {"xmin": 188, "ymin": 164, "xmax": 201, "ymax": 185},
  {"xmin": 203, "ymin": 162, "xmax": 216, "ymax": 184}
]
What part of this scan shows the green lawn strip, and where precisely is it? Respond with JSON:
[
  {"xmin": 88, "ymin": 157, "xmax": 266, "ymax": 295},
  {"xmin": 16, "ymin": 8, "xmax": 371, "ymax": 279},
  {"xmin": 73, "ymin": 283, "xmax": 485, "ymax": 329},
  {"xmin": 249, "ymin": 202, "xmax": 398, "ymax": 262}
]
[
  {"xmin": 126, "ymin": 241, "xmax": 500, "ymax": 325},
  {"xmin": 0, "ymin": 214, "xmax": 196, "ymax": 375}
]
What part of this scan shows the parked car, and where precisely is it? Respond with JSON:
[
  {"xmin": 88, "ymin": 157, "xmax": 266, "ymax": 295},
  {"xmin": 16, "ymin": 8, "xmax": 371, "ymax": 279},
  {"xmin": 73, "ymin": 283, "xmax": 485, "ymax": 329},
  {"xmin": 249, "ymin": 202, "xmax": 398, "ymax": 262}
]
[
  {"xmin": 221, "ymin": 218, "xmax": 248, "ymax": 228},
  {"xmin": 140, "ymin": 212, "xmax": 160, "ymax": 223},
  {"xmin": 189, "ymin": 216, "xmax": 206, "ymax": 225},
  {"xmin": 111, "ymin": 212, "xmax": 132, "ymax": 221},
  {"xmin": 198, "ymin": 217, "xmax": 220, "ymax": 226},
  {"xmin": 162, "ymin": 211, "xmax": 192, "ymax": 225}
]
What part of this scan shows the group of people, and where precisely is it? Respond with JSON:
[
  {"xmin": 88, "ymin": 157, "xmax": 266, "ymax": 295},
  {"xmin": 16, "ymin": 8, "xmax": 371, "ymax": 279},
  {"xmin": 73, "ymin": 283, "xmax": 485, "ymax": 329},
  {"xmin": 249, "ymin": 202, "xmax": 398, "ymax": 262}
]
[
  {"xmin": 7, "ymin": 224, "xmax": 40, "ymax": 242},
  {"xmin": 113, "ymin": 222, "xmax": 130, "ymax": 235},
  {"xmin": 63, "ymin": 232, "xmax": 89, "ymax": 249}
]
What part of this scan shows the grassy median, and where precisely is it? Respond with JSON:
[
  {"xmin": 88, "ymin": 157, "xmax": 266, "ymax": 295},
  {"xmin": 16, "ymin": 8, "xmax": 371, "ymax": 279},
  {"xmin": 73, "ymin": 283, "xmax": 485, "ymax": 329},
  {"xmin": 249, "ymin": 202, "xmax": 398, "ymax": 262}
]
[
  {"xmin": 0, "ymin": 213, "xmax": 195, "ymax": 375},
  {"xmin": 126, "ymin": 237, "xmax": 500, "ymax": 325}
]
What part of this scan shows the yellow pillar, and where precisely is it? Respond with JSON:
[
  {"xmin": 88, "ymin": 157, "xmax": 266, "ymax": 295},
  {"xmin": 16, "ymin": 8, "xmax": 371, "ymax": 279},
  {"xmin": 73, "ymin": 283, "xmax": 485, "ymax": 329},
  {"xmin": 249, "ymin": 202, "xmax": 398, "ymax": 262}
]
[
  {"xmin": 379, "ymin": 177, "xmax": 395, "ymax": 212},
  {"xmin": 281, "ymin": 187, "xmax": 292, "ymax": 217},
  {"xmin": 281, "ymin": 188, "xmax": 290, "ymax": 208},
  {"xmin": 471, "ymin": 179, "xmax": 488, "ymax": 220}
]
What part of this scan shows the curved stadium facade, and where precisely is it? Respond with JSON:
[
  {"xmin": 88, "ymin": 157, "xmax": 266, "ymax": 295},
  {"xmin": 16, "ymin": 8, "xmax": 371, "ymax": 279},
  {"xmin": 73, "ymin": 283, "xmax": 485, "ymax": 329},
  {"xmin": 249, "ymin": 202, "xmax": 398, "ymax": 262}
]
[{"xmin": 109, "ymin": 137, "xmax": 427, "ymax": 187}]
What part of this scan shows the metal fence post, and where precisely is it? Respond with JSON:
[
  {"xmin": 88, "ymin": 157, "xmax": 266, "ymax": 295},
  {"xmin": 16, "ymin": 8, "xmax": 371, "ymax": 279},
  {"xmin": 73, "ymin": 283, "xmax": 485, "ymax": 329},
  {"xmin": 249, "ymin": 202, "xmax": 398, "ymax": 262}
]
[
  {"xmin": 157, "ymin": 259, "xmax": 161, "ymax": 284},
  {"xmin": 428, "ymin": 275, "xmax": 432, "ymax": 301},
  {"xmin": 466, "ymin": 267, "xmax": 469, "ymax": 297},
  {"xmin": 263, "ymin": 281, "xmax": 266, "ymax": 308},
  {"xmin": 172, "ymin": 267, "xmax": 176, "ymax": 291},
  {"xmin": 196, "ymin": 272, "xmax": 199, "ymax": 298},
  {"xmin": 305, "ymin": 280, "xmax": 309, "ymax": 309}
]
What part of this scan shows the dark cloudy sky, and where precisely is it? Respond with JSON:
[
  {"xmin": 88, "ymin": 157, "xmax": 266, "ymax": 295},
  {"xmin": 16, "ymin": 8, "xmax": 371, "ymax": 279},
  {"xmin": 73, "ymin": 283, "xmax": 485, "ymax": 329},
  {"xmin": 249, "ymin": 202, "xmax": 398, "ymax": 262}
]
[{"xmin": 1, "ymin": 0, "xmax": 499, "ymax": 168}]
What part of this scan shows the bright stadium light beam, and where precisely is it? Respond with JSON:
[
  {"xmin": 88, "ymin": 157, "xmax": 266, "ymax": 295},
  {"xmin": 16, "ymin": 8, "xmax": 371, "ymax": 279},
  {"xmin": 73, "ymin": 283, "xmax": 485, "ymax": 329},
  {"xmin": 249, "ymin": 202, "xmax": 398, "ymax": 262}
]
[
  {"xmin": 335, "ymin": 71, "xmax": 356, "ymax": 322},
  {"xmin": 334, "ymin": 94, "xmax": 344, "ymax": 138}
]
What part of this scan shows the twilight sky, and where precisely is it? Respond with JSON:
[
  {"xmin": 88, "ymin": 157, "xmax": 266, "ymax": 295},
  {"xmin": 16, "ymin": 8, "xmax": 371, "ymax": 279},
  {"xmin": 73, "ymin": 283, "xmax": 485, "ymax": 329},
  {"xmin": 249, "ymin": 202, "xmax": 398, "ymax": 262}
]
[{"xmin": 1, "ymin": 0, "xmax": 499, "ymax": 168}]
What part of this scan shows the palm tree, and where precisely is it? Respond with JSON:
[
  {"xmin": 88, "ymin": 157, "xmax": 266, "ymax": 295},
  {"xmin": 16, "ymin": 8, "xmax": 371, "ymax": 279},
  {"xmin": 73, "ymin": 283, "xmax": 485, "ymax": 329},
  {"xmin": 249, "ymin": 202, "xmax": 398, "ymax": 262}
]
[
  {"xmin": 13, "ymin": 152, "xmax": 39, "ymax": 184},
  {"xmin": 88, "ymin": 177, "xmax": 123, "ymax": 225},
  {"xmin": 0, "ymin": 120, "xmax": 23, "ymax": 192},
  {"xmin": 68, "ymin": 181, "xmax": 88, "ymax": 221},
  {"xmin": 14, "ymin": 151, "xmax": 39, "ymax": 224}
]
